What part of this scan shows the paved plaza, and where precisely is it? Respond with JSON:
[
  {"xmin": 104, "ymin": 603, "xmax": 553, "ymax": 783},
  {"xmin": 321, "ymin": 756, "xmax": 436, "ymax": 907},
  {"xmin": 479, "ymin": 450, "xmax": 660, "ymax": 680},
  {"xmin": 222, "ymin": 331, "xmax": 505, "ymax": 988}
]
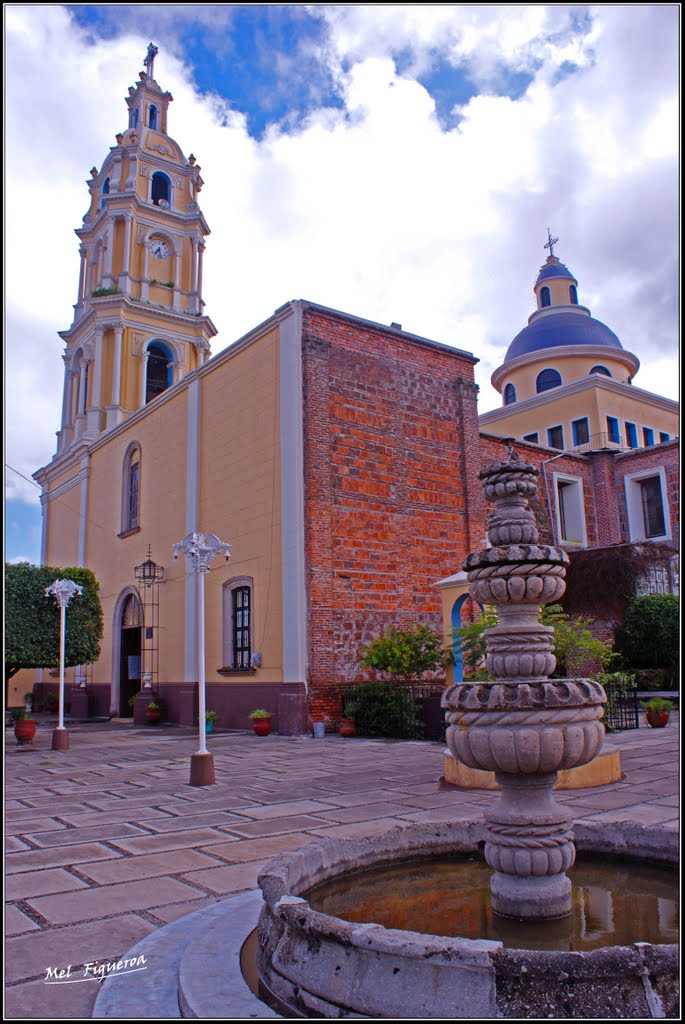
[{"xmin": 5, "ymin": 715, "xmax": 679, "ymax": 1019}]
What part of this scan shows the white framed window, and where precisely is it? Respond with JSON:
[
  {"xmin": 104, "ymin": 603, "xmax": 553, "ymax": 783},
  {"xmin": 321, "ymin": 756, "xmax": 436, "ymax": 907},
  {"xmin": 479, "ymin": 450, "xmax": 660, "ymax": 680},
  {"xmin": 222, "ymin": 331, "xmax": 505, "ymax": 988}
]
[
  {"xmin": 120, "ymin": 442, "xmax": 141, "ymax": 535},
  {"xmin": 624, "ymin": 467, "xmax": 671, "ymax": 542},
  {"xmin": 553, "ymin": 473, "xmax": 587, "ymax": 547},
  {"xmin": 222, "ymin": 577, "xmax": 254, "ymax": 670}
]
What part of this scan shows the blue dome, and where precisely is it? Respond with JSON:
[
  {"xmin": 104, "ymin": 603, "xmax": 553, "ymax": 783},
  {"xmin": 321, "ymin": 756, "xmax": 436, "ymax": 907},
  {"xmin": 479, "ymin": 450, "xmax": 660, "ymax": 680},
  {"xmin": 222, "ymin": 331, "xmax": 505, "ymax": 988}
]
[
  {"xmin": 504, "ymin": 312, "xmax": 622, "ymax": 362},
  {"xmin": 536, "ymin": 261, "xmax": 576, "ymax": 283}
]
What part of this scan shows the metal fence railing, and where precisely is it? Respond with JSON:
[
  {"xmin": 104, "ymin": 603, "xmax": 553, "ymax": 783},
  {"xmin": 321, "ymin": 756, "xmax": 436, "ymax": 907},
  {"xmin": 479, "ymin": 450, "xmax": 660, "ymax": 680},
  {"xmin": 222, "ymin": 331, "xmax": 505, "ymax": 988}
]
[
  {"xmin": 602, "ymin": 676, "xmax": 640, "ymax": 731},
  {"xmin": 339, "ymin": 682, "xmax": 447, "ymax": 741}
]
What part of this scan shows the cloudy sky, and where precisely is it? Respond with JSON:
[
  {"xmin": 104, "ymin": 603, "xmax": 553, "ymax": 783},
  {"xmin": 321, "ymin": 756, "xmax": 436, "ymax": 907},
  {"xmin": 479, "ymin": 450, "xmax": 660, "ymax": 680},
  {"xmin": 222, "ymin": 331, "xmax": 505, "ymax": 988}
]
[{"xmin": 5, "ymin": 4, "xmax": 679, "ymax": 564}]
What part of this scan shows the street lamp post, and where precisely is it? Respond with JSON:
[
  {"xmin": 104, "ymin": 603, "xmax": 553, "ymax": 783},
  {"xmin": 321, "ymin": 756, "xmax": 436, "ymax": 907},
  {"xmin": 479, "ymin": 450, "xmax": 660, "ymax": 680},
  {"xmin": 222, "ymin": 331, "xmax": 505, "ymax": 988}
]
[
  {"xmin": 45, "ymin": 579, "xmax": 83, "ymax": 752},
  {"xmin": 173, "ymin": 531, "xmax": 231, "ymax": 786}
]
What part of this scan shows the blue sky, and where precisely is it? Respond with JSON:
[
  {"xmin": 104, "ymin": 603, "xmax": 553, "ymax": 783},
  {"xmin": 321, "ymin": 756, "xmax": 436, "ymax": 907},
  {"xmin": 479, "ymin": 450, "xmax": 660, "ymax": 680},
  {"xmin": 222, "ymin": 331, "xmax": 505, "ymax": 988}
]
[{"xmin": 5, "ymin": 5, "xmax": 679, "ymax": 565}]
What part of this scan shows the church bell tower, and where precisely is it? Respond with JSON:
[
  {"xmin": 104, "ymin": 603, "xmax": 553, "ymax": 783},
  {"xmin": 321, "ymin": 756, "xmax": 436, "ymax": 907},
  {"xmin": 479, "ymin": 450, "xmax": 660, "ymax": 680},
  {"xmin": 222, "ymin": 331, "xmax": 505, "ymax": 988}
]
[{"xmin": 56, "ymin": 43, "xmax": 217, "ymax": 454}]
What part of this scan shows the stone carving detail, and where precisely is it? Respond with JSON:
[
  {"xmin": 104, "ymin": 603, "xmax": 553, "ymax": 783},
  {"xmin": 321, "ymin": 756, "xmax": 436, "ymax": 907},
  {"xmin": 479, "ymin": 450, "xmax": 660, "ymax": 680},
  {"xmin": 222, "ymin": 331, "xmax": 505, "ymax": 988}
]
[{"xmin": 442, "ymin": 446, "xmax": 606, "ymax": 920}]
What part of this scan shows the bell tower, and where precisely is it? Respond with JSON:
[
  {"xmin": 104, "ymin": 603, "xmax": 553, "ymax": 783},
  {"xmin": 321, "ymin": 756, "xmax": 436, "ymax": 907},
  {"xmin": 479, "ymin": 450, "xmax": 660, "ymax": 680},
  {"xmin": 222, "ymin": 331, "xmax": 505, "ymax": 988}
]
[{"xmin": 56, "ymin": 43, "xmax": 217, "ymax": 454}]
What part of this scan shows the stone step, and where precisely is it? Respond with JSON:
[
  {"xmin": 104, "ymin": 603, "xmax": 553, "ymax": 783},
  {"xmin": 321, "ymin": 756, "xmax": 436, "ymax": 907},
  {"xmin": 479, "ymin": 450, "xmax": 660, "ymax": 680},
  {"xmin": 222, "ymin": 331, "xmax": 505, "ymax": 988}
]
[{"xmin": 93, "ymin": 889, "xmax": 279, "ymax": 1019}]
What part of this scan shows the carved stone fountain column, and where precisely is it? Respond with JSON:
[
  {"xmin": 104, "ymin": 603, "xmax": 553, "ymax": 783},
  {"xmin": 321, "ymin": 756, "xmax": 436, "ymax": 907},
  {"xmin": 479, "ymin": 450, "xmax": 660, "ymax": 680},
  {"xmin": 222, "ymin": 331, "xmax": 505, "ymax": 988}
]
[{"xmin": 442, "ymin": 449, "xmax": 605, "ymax": 919}]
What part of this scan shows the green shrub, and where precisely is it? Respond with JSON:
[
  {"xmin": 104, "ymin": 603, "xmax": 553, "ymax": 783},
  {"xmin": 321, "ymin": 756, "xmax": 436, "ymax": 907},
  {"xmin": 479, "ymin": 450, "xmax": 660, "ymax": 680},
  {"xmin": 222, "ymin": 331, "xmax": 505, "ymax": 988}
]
[
  {"xmin": 358, "ymin": 625, "xmax": 445, "ymax": 683},
  {"xmin": 616, "ymin": 594, "xmax": 679, "ymax": 685}
]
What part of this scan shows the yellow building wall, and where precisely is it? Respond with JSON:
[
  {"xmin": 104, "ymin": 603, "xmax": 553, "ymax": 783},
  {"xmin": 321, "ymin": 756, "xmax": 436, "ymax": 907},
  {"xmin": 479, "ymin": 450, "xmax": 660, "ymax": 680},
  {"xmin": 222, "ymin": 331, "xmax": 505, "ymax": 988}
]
[
  {"xmin": 199, "ymin": 326, "xmax": 284, "ymax": 683},
  {"xmin": 483, "ymin": 385, "xmax": 678, "ymax": 450},
  {"xmin": 536, "ymin": 278, "xmax": 577, "ymax": 307},
  {"xmin": 8, "ymin": 669, "xmax": 41, "ymax": 709},
  {"xmin": 45, "ymin": 477, "xmax": 81, "ymax": 567},
  {"xmin": 84, "ymin": 388, "xmax": 189, "ymax": 689},
  {"xmin": 501, "ymin": 353, "xmax": 630, "ymax": 401},
  {"xmin": 69, "ymin": 325, "xmax": 284, "ymax": 695},
  {"xmin": 100, "ymin": 327, "xmax": 114, "ymax": 408}
]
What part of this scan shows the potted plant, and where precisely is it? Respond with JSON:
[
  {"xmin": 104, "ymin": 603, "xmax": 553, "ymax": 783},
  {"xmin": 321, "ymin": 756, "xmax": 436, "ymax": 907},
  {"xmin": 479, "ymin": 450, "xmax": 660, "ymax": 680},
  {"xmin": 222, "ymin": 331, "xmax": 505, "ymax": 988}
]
[
  {"xmin": 339, "ymin": 701, "xmax": 358, "ymax": 737},
  {"xmin": 45, "ymin": 691, "xmax": 59, "ymax": 713},
  {"xmin": 14, "ymin": 707, "xmax": 37, "ymax": 745},
  {"xmin": 249, "ymin": 709, "xmax": 273, "ymax": 736},
  {"xmin": 641, "ymin": 697, "xmax": 674, "ymax": 729},
  {"xmin": 205, "ymin": 710, "xmax": 219, "ymax": 733},
  {"xmin": 145, "ymin": 700, "xmax": 162, "ymax": 725},
  {"xmin": 24, "ymin": 692, "xmax": 34, "ymax": 714}
]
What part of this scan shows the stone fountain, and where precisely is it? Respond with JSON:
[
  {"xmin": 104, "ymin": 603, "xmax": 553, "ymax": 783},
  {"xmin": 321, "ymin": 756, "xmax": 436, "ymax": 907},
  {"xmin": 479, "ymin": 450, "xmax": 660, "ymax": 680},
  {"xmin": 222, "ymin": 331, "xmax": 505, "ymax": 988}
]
[
  {"xmin": 256, "ymin": 448, "xmax": 678, "ymax": 1018},
  {"xmin": 443, "ymin": 447, "xmax": 605, "ymax": 920}
]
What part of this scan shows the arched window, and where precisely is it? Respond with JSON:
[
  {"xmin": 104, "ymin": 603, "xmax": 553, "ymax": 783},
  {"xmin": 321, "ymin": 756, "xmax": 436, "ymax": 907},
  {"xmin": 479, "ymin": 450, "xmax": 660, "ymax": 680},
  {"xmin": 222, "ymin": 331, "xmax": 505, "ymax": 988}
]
[
  {"xmin": 121, "ymin": 443, "xmax": 141, "ymax": 534},
  {"xmin": 590, "ymin": 365, "xmax": 612, "ymax": 377},
  {"xmin": 223, "ymin": 578, "xmax": 254, "ymax": 670},
  {"xmin": 503, "ymin": 383, "xmax": 517, "ymax": 405},
  {"xmin": 133, "ymin": 108, "xmax": 139, "ymax": 129},
  {"xmin": 536, "ymin": 368, "xmax": 562, "ymax": 393},
  {"xmin": 540, "ymin": 286, "xmax": 551, "ymax": 308},
  {"xmin": 148, "ymin": 104, "xmax": 158, "ymax": 130},
  {"xmin": 569, "ymin": 284, "xmax": 578, "ymax": 304},
  {"xmin": 151, "ymin": 171, "xmax": 170, "ymax": 207},
  {"xmin": 145, "ymin": 342, "xmax": 174, "ymax": 403},
  {"xmin": 100, "ymin": 177, "xmax": 110, "ymax": 210}
]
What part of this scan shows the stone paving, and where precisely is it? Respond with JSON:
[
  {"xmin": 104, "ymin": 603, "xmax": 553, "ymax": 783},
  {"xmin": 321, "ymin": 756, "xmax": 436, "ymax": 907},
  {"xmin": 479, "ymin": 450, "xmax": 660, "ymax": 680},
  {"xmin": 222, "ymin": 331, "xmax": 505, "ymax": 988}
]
[{"xmin": 5, "ymin": 714, "xmax": 679, "ymax": 1019}]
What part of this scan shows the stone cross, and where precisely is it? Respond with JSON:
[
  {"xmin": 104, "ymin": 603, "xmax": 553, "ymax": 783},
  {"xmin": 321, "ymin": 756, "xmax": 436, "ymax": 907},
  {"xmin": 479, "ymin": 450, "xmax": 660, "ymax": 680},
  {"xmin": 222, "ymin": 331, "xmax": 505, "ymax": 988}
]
[
  {"xmin": 544, "ymin": 227, "xmax": 559, "ymax": 258},
  {"xmin": 144, "ymin": 42, "xmax": 159, "ymax": 80}
]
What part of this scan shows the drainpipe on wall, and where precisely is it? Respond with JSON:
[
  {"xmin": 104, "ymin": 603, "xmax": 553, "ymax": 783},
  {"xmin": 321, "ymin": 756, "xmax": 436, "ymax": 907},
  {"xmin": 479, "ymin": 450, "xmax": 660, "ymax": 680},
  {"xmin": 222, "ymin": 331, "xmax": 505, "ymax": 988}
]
[{"xmin": 541, "ymin": 451, "xmax": 569, "ymax": 546}]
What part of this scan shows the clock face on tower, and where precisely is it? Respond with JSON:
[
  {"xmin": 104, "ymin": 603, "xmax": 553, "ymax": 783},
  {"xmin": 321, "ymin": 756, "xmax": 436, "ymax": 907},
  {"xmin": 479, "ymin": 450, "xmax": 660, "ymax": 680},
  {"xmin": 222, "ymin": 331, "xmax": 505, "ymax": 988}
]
[{"xmin": 148, "ymin": 238, "xmax": 170, "ymax": 259}]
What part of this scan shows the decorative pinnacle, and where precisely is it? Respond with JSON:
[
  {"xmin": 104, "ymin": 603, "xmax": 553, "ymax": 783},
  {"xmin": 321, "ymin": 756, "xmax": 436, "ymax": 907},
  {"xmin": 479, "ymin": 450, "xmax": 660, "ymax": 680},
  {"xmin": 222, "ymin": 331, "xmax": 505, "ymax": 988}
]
[
  {"xmin": 544, "ymin": 227, "xmax": 559, "ymax": 258},
  {"xmin": 144, "ymin": 42, "xmax": 159, "ymax": 80}
]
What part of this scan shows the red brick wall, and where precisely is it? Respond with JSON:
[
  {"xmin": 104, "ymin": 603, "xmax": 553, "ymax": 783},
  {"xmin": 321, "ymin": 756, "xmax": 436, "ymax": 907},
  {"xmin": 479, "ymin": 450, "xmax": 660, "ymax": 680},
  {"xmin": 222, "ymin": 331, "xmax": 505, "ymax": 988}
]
[
  {"xmin": 301, "ymin": 307, "xmax": 480, "ymax": 704},
  {"xmin": 478, "ymin": 434, "xmax": 597, "ymax": 546},
  {"xmin": 612, "ymin": 441, "xmax": 680, "ymax": 543}
]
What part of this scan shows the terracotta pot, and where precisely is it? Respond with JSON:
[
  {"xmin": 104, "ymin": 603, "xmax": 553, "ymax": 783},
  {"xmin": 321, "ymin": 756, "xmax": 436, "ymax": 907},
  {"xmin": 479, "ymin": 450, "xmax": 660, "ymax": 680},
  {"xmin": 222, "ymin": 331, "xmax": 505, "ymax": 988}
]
[
  {"xmin": 339, "ymin": 717, "xmax": 357, "ymax": 737},
  {"xmin": 252, "ymin": 718, "xmax": 272, "ymax": 736},
  {"xmin": 145, "ymin": 708, "xmax": 161, "ymax": 724},
  {"xmin": 14, "ymin": 719, "xmax": 36, "ymax": 744},
  {"xmin": 646, "ymin": 711, "xmax": 669, "ymax": 728}
]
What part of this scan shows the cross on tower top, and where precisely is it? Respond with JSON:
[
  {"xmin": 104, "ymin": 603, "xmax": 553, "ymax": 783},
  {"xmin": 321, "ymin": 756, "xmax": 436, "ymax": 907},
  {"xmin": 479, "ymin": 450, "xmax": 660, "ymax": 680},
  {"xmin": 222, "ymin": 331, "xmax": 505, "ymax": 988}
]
[
  {"xmin": 144, "ymin": 42, "xmax": 158, "ymax": 80},
  {"xmin": 544, "ymin": 227, "xmax": 559, "ymax": 258}
]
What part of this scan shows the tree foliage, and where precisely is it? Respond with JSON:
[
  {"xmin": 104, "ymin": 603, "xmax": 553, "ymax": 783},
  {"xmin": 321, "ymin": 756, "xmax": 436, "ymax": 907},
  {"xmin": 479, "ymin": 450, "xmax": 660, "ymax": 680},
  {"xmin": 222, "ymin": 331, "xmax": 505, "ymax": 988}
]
[
  {"xmin": 615, "ymin": 594, "xmax": 679, "ymax": 683},
  {"xmin": 358, "ymin": 624, "xmax": 445, "ymax": 683},
  {"xmin": 5, "ymin": 564, "xmax": 104, "ymax": 686},
  {"xmin": 454, "ymin": 605, "xmax": 614, "ymax": 679}
]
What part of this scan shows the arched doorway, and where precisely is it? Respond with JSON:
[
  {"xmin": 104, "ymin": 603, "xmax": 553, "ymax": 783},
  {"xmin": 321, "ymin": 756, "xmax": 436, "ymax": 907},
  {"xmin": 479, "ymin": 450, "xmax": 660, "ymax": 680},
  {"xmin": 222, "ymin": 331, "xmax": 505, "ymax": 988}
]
[
  {"xmin": 451, "ymin": 594, "xmax": 483, "ymax": 682},
  {"xmin": 117, "ymin": 592, "xmax": 143, "ymax": 716}
]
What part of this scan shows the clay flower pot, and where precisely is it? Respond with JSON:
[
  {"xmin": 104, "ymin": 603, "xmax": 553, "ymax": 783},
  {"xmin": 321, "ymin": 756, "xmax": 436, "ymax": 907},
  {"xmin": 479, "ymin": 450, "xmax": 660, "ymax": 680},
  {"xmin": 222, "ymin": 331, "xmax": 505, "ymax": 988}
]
[
  {"xmin": 339, "ymin": 717, "xmax": 357, "ymax": 737},
  {"xmin": 145, "ymin": 704, "xmax": 161, "ymax": 724},
  {"xmin": 14, "ymin": 718, "xmax": 37, "ymax": 744},
  {"xmin": 252, "ymin": 717, "xmax": 272, "ymax": 736},
  {"xmin": 646, "ymin": 710, "xmax": 669, "ymax": 728}
]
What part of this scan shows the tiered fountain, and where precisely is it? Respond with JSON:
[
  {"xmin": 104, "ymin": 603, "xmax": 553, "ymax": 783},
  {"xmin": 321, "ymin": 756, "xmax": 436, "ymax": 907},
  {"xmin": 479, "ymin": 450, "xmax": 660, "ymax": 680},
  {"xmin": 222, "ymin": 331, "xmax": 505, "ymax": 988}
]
[
  {"xmin": 444, "ymin": 447, "xmax": 605, "ymax": 921},
  {"xmin": 257, "ymin": 448, "xmax": 678, "ymax": 1018}
]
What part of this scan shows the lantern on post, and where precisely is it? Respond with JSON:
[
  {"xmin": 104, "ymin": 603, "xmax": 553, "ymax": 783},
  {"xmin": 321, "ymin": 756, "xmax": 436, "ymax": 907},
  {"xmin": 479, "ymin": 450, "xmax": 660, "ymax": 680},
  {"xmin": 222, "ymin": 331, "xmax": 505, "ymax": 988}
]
[
  {"xmin": 173, "ymin": 531, "xmax": 231, "ymax": 785},
  {"xmin": 44, "ymin": 578, "xmax": 83, "ymax": 751}
]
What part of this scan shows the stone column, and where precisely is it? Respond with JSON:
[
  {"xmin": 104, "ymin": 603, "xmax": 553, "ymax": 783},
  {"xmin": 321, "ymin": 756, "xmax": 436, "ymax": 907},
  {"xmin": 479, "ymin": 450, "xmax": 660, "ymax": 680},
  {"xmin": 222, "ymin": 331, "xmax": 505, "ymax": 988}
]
[
  {"xmin": 197, "ymin": 241, "xmax": 205, "ymax": 312},
  {"xmin": 139, "ymin": 348, "xmax": 149, "ymax": 408},
  {"xmin": 120, "ymin": 216, "xmax": 132, "ymax": 292}
]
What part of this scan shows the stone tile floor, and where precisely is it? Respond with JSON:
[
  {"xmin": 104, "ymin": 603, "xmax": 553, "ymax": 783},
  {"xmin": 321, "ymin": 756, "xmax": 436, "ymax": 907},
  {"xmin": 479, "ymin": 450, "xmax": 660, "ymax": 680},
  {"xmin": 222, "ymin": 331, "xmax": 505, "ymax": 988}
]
[{"xmin": 5, "ymin": 714, "xmax": 679, "ymax": 1019}]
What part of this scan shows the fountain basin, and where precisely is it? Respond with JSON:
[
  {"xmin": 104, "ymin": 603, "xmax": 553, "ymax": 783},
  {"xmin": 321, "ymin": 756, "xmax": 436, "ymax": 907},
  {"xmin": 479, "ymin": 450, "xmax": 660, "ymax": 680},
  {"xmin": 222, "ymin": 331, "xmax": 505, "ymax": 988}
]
[{"xmin": 257, "ymin": 819, "xmax": 678, "ymax": 1019}]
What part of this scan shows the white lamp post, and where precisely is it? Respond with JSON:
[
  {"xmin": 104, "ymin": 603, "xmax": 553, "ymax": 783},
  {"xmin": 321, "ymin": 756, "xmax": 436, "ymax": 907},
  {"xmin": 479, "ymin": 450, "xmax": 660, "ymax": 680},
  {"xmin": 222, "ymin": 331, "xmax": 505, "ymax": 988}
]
[
  {"xmin": 173, "ymin": 531, "xmax": 231, "ymax": 785},
  {"xmin": 45, "ymin": 579, "xmax": 83, "ymax": 752}
]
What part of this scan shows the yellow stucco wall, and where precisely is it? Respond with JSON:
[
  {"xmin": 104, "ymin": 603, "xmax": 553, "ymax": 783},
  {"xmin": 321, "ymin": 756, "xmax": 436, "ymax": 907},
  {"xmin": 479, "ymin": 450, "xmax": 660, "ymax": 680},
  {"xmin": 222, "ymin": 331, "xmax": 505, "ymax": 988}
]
[
  {"xmin": 85, "ymin": 387, "xmax": 189, "ymax": 689},
  {"xmin": 199, "ymin": 327, "xmax": 284, "ymax": 682},
  {"xmin": 43, "ymin": 324, "xmax": 284, "ymax": 699},
  {"xmin": 501, "ymin": 353, "xmax": 631, "ymax": 401},
  {"xmin": 483, "ymin": 382, "xmax": 678, "ymax": 450}
]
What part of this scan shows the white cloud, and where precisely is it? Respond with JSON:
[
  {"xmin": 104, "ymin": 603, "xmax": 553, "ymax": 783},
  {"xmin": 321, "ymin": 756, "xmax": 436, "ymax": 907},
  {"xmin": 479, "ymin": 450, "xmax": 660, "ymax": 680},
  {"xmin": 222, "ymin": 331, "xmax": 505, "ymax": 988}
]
[{"xmin": 5, "ymin": 4, "xmax": 679, "ymax": 517}]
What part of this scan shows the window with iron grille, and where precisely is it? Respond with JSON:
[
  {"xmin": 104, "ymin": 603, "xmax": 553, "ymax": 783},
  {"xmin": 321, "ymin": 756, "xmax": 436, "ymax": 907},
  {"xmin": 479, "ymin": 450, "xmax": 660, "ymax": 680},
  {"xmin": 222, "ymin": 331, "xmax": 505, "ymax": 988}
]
[
  {"xmin": 232, "ymin": 587, "xmax": 251, "ymax": 668},
  {"xmin": 223, "ymin": 578, "xmax": 254, "ymax": 670}
]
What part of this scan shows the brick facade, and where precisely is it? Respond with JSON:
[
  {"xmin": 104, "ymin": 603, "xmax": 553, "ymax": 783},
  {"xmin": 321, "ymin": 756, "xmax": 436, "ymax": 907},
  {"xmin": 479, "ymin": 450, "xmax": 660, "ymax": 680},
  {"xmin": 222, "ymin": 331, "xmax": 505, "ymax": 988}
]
[{"xmin": 301, "ymin": 307, "xmax": 480, "ymax": 707}]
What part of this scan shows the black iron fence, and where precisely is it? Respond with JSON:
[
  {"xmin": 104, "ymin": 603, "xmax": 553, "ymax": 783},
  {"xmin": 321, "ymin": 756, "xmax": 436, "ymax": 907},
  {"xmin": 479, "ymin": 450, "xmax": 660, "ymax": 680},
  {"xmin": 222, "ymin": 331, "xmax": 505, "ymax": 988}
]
[
  {"xmin": 600, "ymin": 673, "xmax": 640, "ymax": 731},
  {"xmin": 339, "ymin": 682, "xmax": 447, "ymax": 741}
]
